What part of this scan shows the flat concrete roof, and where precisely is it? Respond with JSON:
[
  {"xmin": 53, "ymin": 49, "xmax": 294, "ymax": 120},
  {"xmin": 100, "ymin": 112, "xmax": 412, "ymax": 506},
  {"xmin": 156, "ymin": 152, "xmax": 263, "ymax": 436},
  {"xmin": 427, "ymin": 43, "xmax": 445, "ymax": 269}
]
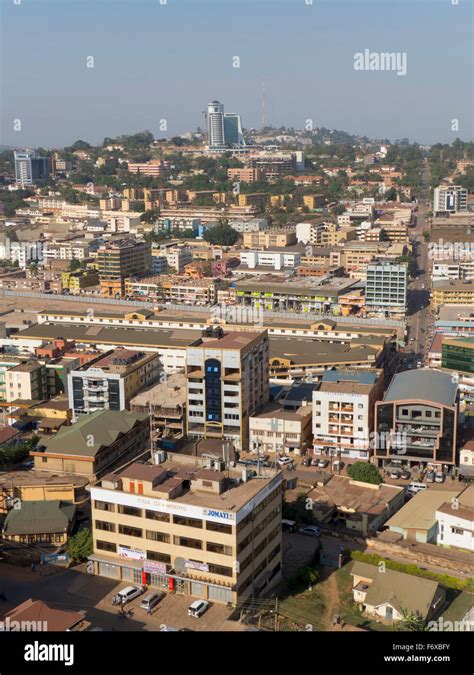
[
  {"xmin": 14, "ymin": 322, "xmax": 202, "ymax": 350},
  {"xmin": 385, "ymin": 489, "xmax": 461, "ymax": 531}
]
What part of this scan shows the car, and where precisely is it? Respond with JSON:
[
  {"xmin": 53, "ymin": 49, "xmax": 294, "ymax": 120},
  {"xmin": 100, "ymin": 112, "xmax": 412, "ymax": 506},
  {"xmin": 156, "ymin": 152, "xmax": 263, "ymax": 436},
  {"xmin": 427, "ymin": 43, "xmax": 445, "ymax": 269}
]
[
  {"xmin": 426, "ymin": 470, "xmax": 436, "ymax": 483},
  {"xmin": 117, "ymin": 586, "xmax": 144, "ymax": 604},
  {"xmin": 278, "ymin": 456, "xmax": 292, "ymax": 466},
  {"xmin": 299, "ymin": 525, "xmax": 321, "ymax": 537},
  {"xmin": 317, "ymin": 459, "xmax": 329, "ymax": 468},
  {"xmin": 417, "ymin": 361, "xmax": 422, "ymax": 368},
  {"xmin": 160, "ymin": 625, "xmax": 180, "ymax": 632},
  {"xmin": 302, "ymin": 457, "xmax": 311, "ymax": 467},
  {"xmin": 311, "ymin": 457, "xmax": 319, "ymax": 466},
  {"xmin": 390, "ymin": 469, "xmax": 401, "ymax": 479},
  {"xmin": 435, "ymin": 471, "xmax": 445, "ymax": 483},
  {"xmin": 332, "ymin": 460, "xmax": 344, "ymax": 471},
  {"xmin": 139, "ymin": 591, "xmax": 165, "ymax": 611},
  {"xmin": 188, "ymin": 600, "xmax": 210, "ymax": 618},
  {"xmin": 401, "ymin": 469, "xmax": 411, "ymax": 480},
  {"xmin": 20, "ymin": 459, "xmax": 34, "ymax": 470}
]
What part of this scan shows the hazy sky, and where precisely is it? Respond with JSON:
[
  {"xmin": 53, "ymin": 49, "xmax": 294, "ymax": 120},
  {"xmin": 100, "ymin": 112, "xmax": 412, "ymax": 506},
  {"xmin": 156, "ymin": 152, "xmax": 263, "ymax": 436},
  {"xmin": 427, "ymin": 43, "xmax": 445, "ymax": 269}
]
[{"xmin": 1, "ymin": 0, "xmax": 473, "ymax": 148}]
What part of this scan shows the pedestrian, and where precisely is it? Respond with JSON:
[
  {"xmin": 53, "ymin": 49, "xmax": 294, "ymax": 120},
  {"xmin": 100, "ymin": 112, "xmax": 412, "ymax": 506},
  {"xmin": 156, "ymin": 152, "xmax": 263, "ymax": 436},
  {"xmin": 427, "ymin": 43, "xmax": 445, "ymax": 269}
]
[
  {"xmin": 31, "ymin": 561, "xmax": 36, "ymax": 573},
  {"xmin": 39, "ymin": 559, "xmax": 44, "ymax": 576},
  {"xmin": 146, "ymin": 605, "xmax": 152, "ymax": 616}
]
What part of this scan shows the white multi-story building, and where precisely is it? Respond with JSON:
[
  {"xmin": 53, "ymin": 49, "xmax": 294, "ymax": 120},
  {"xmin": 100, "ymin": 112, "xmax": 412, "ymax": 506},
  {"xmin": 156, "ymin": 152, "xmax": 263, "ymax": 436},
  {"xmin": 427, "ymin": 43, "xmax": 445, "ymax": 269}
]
[
  {"xmin": 186, "ymin": 329, "xmax": 270, "ymax": 450},
  {"xmin": 433, "ymin": 185, "xmax": 468, "ymax": 214},
  {"xmin": 239, "ymin": 248, "xmax": 302, "ymax": 271},
  {"xmin": 312, "ymin": 370, "xmax": 384, "ymax": 460},
  {"xmin": 365, "ymin": 262, "xmax": 408, "ymax": 318},
  {"xmin": 436, "ymin": 486, "xmax": 474, "ymax": 552},
  {"xmin": 432, "ymin": 260, "xmax": 474, "ymax": 282},
  {"xmin": 229, "ymin": 218, "xmax": 268, "ymax": 234},
  {"xmin": 43, "ymin": 240, "xmax": 90, "ymax": 261}
]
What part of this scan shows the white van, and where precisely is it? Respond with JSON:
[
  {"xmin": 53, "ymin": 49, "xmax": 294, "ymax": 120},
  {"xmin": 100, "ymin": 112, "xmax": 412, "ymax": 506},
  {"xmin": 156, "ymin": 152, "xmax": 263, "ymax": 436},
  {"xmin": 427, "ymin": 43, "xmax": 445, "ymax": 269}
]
[{"xmin": 407, "ymin": 482, "xmax": 427, "ymax": 496}]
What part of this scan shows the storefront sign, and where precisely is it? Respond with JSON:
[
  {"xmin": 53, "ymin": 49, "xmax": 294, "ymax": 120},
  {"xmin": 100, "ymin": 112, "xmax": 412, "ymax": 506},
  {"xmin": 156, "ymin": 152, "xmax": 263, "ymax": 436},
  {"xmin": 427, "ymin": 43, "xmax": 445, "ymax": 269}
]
[
  {"xmin": 143, "ymin": 560, "xmax": 167, "ymax": 574},
  {"xmin": 185, "ymin": 560, "xmax": 209, "ymax": 572},
  {"xmin": 118, "ymin": 546, "xmax": 145, "ymax": 561}
]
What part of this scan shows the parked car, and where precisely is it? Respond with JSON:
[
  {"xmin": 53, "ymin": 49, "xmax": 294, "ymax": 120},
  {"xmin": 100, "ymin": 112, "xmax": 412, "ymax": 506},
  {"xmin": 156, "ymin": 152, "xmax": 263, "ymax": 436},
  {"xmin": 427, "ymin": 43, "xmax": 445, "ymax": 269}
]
[
  {"xmin": 426, "ymin": 470, "xmax": 436, "ymax": 483},
  {"xmin": 310, "ymin": 458, "xmax": 319, "ymax": 466},
  {"xmin": 417, "ymin": 361, "xmax": 422, "ymax": 368},
  {"xmin": 332, "ymin": 460, "xmax": 344, "ymax": 471},
  {"xmin": 400, "ymin": 469, "xmax": 411, "ymax": 480},
  {"xmin": 390, "ymin": 469, "xmax": 401, "ymax": 479},
  {"xmin": 302, "ymin": 457, "xmax": 311, "ymax": 467},
  {"xmin": 188, "ymin": 600, "xmax": 210, "ymax": 618},
  {"xmin": 117, "ymin": 586, "xmax": 144, "ymax": 604},
  {"xmin": 317, "ymin": 459, "xmax": 329, "ymax": 468},
  {"xmin": 435, "ymin": 471, "xmax": 445, "ymax": 483},
  {"xmin": 282, "ymin": 519, "xmax": 297, "ymax": 533},
  {"xmin": 298, "ymin": 525, "xmax": 321, "ymax": 537},
  {"xmin": 278, "ymin": 456, "xmax": 292, "ymax": 466},
  {"xmin": 407, "ymin": 482, "xmax": 428, "ymax": 495},
  {"xmin": 139, "ymin": 591, "xmax": 165, "ymax": 611}
]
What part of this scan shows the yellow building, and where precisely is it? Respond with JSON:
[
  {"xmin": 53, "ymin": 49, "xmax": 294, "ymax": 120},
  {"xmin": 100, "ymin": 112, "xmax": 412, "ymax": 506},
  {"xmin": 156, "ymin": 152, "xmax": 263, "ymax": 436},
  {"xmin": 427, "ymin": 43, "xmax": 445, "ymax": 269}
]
[
  {"xmin": 89, "ymin": 456, "xmax": 283, "ymax": 604},
  {"xmin": 432, "ymin": 281, "xmax": 474, "ymax": 309}
]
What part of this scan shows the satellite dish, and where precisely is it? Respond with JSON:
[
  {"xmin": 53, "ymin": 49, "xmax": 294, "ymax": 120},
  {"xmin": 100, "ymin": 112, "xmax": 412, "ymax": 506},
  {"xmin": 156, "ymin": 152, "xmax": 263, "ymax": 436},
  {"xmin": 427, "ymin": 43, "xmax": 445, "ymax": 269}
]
[{"xmin": 173, "ymin": 557, "xmax": 186, "ymax": 574}]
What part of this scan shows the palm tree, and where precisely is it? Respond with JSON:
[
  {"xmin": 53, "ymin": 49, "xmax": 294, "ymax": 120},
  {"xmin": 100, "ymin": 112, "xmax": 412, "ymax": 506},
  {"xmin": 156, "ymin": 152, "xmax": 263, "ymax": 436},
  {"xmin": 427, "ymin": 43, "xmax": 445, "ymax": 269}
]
[{"xmin": 395, "ymin": 609, "xmax": 426, "ymax": 631}]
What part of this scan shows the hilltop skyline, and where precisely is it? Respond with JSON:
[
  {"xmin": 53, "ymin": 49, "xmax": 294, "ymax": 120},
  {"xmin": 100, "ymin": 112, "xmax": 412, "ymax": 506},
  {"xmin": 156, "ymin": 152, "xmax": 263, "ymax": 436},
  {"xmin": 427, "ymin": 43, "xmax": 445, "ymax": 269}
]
[{"xmin": 1, "ymin": 0, "xmax": 473, "ymax": 148}]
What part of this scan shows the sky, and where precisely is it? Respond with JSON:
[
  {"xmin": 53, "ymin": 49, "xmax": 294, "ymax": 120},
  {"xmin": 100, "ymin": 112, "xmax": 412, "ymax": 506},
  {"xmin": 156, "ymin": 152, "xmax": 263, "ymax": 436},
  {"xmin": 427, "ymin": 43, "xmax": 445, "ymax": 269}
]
[{"xmin": 1, "ymin": 0, "xmax": 473, "ymax": 148}]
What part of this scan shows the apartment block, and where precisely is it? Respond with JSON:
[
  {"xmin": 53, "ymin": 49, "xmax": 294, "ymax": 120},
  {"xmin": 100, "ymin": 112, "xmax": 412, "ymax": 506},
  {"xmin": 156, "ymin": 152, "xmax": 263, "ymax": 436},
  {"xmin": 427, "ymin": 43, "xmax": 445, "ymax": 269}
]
[
  {"xmin": 243, "ymin": 229, "xmax": 296, "ymax": 249},
  {"xmin": 249, "ymin": 404, "xmax": 312, "ymax": 457},
  {"xmin": 89, "ymin": 456, "xmax": 283, "ymax": 604},
  {"xmin": 97, "ymin": 239, "xmax": 152, "ymax": 297},
  {"xmin": 365, "ymin": 262, "xmax": 408, "ymax": 318},
  {"xmin": 312, "ymin": 370, "xmax": 384, "ymax": 461},
  {"xmin": 68, "ymin": 349, "xmax": 160, "ymax": 417},
  {"xmin": 433, "ymin": 185, "xmax": 468, "ymax": 214},
  {"xmin": 375, "ymin": 370, "xmax": 458, "ymax": 469},
  {"xmin": 432, "ymin": 281, "xmax": 474, "ymax": 309},
  {"xmin": 186, "ymin": 330, "xmax": 270, "ymax": 450}
]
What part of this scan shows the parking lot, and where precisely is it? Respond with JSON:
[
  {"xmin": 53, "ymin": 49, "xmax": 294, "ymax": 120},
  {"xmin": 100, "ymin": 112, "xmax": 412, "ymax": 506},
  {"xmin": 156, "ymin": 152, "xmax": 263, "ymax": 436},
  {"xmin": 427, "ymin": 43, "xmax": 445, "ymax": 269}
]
[{"xmin": 96, "ymin": 582, "xmax": 244, "ymax": 632}]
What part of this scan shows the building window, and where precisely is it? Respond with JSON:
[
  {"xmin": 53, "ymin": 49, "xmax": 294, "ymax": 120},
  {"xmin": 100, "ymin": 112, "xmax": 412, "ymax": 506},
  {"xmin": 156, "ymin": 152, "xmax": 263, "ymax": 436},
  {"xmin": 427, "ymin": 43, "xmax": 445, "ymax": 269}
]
[
  {"xmin": 95, "ymin": 520, "xmax": 116, "ymax": 533},
  {"xmin": 96, "ymin": 540, "xmax": 117, "ymax": 553},
  {"xmin": 206, "ymin": 521, "xmax": 232, "ymax": 535},
  {"xmin": 145, "ymin": 510, "xmax": 170, "ymax": 522},
  {"xmin": 173, "ymin": 515, "xmax": 203, "ymax": 529},
  {"xmin": 146, "ymin": 530, "xmax": 170, "ymax": 543},
  {"xmin": 146, "ymin": 550, "xmax": 171, "ymax": 564},
  {"xmin": 206, "ymin": 542, "xmax": 233, "ymax": 556},
  {"xmin": 94, "ymin": 500, "xmax": 115, "ymax": 513},
  {"xmin": 173, "ymin": 536, "xmax": 202, "ymax": 550},
  {"xmin": 118, "ymin": 525, "xmax": 143, "ymax": 538},
  {"xmin": 118, "ymin": 505, "xmax": 142, "ymax": 518}
]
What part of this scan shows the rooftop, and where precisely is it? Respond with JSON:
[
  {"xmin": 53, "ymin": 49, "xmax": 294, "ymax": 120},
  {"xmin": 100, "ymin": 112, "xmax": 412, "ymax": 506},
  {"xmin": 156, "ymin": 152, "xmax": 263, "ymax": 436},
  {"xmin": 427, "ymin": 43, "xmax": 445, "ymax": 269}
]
[
  {"xmin": 97, "ymin": 455, "xmax": 282, "ymax": 514},
  {"xmin": 36, "ymin": 410, "xmax": 147, "ymax": 458},
  {"xmin": 385, "ymin": 489, "xmax": 461, "ymax": 531},
  {"xmin": 383, "ymin": 369, "xmax": 458, "ymax": 406}
]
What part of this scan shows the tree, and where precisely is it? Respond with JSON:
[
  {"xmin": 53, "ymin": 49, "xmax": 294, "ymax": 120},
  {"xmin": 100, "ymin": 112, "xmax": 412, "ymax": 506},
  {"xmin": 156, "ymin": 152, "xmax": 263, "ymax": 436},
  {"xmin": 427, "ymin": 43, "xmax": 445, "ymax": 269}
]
[
  {"xmin": 203, "ymin": 223, "xmax": 239, "ymax": 246},
  {"xmin": 68, "ymin": 527, "xmax": 93, "ymax": 563},
  {"xmin": 395, "ymin": 609, "xmax": 426, "ymax": 632},
  {"xmin": 140, "ymin": 208, "xmax": 160, "ymax": 224},
  {"xmin": 347, "ymin": 461, "xmax": 382, "ymax": 485}
]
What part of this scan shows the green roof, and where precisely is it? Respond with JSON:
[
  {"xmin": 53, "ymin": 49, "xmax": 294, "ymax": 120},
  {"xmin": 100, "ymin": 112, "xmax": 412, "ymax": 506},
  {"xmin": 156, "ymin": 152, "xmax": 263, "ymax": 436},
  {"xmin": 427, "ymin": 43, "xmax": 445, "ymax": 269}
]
[
  {"xmin": 39, "ymin": 410, "xmax": 147, "ymax": 458},
  {"xmin": 3, "ymin": 500, "xmax": 76, "ymax": 536}
]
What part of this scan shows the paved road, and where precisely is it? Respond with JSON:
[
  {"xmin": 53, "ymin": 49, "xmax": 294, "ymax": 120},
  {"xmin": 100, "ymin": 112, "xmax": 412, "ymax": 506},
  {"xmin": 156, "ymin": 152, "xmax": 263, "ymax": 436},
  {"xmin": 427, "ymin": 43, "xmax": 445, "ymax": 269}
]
[{"xmin": 405, "ymin": 160, "xmax": 435, "ymax": 368}]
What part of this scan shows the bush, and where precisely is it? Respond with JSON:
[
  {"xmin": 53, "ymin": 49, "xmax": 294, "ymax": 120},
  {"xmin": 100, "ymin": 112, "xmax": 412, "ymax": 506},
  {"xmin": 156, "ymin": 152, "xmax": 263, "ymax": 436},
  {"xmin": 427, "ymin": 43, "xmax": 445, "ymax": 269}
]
[
  {"xmin": 68, "ymin": 527, "xmax": 93, "ymax": 563},
  {"xmin": 349, "ymin": 550, "xmax": 472, "ymax": 591},
  {"xmin": 347, "ymin": 462, "xmax": 382, "ymax": 485}
]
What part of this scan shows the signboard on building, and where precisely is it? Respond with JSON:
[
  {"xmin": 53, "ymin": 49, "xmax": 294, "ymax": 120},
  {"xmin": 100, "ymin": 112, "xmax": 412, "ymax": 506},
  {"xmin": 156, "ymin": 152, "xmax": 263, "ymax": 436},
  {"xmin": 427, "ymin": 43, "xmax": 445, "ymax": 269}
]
[
  {"xmin": 143, "ymin": 560, "xmax": 167, "ymax": 574},
  {"xmin": 185, "ymin": 560, "xmax": 209, "ymax": 572},
  {"xmin": 118, "ymin": 546, "xmax": 145, "ymax": 561}
]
